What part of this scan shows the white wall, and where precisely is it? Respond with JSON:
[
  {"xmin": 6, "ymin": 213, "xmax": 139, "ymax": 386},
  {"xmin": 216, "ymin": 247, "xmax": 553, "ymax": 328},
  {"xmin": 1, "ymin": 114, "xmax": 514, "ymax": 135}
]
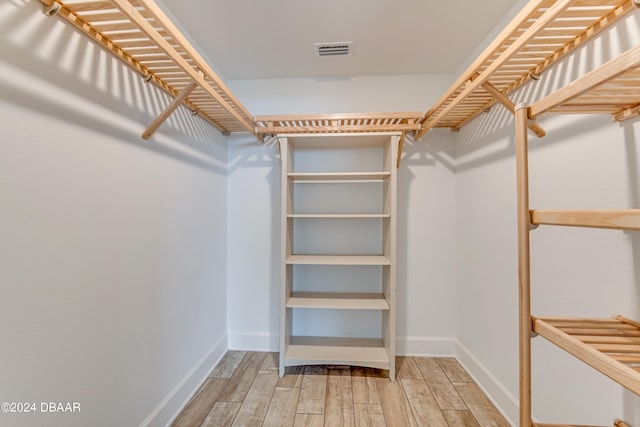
[
  {"xmin": 226, "ymin": 75, "xmax": 458, "ymax": 354},
  {"xmin": 454, "ymin": 11, "xmax": 640, "ymax": 426},
  {"xmin": 0, "ymin": 3, "xmax": 228, "ymax": 426}
]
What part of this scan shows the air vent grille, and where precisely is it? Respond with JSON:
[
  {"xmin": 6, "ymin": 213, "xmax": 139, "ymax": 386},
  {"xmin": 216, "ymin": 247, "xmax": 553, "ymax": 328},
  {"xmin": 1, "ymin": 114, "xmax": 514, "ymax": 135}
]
[{"xmin": 314, "ymin": 42, "xmax": 353, "ymax": 57}]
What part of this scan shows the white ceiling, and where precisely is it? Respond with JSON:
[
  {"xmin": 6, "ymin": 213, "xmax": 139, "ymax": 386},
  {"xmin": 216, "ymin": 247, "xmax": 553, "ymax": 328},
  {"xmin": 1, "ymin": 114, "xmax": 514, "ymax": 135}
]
[{"xmin": 159, "ymin": 0, "xmax": 522, "ymax": 80}]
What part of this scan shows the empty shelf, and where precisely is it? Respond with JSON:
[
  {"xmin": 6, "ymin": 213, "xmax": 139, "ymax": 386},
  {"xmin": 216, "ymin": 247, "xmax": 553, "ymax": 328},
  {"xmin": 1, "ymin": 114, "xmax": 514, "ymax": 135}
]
[
  {"xmin": 288, "ymin": 172, "xmax": 391, "ymax": 182},
  {"xmin": 287, "ymin": 292, "xmax": 389, "ymax": 310},
  {"xmin": 531, "ymin": 209, "xmax": 640, "ymax": 230},
  {"xmin": 285, "ymin": 336, "xmax": 389, "ymax": 370},
  {"xmin": 286, "ymin": 255, "xmax": 391, "ymax": 265},
  {"xmin": 533, "ymin": 316, "xmax": 640, "ymax": 395},
  {"xmin": 287, "ymin": 214, "xmax": 390, "ymax": 219}
]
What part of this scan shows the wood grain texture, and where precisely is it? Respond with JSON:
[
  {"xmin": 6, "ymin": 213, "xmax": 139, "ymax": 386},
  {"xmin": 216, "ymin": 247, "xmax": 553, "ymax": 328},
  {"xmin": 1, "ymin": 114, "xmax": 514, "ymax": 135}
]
[
  {"xmin": 210, "ymin": 351, "xmax": 247, "ymax": 378},
  {"xmin": 396, "ymin": 357, "xmax": 423, "ymax": 379},
  {"xmin": 200, "ymin": 402, "xmax": 241, "ymax": 427},
  {"xmin": 297, "ymin": 365, "xmax": 328, "ymax": 415},
  {"xmin": 455, "ymin": 382, "xmax": 511, "ymax": 427},
  {"xmin": 263, "ymin": 387, "xmax": 300, "ymax": 427},
  {"xmin": 438, "ymin": 358, "xmax": 474, "ymax": 383},
  {"xmin": 294, "ymin": 414, "xmax": 325, "ymax": 427},
  {"xmin": 400, "ymin": 379, "xmax": 448, "ymax": 427},
  {"xmin": 171, "ymin": 378, "xmax": 227, "ymax": 427},
  {"xmin": 375, "ymin": 377, "xmax": 416, "ymax": 427},
  {"xmin": 325, "ymin": 367, "xmax": 356, "ymax": 426},
  {"xmin": 174, "ymin": 353, "xmax": 510, "ymax": 427},
  {"xmin": 218, "ymin": 352, "xmax": 267, "ymax": 402},
  {"xmin": 354, "ymin": 403, "xmax": 386, "ymax": 427},
  {"xmin": 231, "ymin": 370, "xmax": 279, "ymax": 426}
]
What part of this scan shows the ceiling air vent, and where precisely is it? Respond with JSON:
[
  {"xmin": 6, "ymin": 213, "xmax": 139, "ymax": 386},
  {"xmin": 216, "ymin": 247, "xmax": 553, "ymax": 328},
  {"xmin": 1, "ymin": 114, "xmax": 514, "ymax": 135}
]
[{"xmin": 313, "ymin": 42, "xmax": 353, "ymax": 57}]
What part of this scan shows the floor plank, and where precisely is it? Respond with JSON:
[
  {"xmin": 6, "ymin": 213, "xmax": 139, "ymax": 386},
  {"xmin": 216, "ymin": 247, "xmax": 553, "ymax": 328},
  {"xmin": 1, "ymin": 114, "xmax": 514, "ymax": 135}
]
[
  {"xmin": 351, "ymin": 367, "xmax": 381, "ymax": 404},
  {"xmin": 261, "ymin": 352, "xmax": 280, "ymax": 371},
  {"xmin": 263, "ymin": 386, "xmax": 300, "ymax": 427},
  {"xmin": 210, "ymin": 351, "xmax": 247, "ymax": 379},
  {"xmin": 278, "ymin": 365, "xmax": 304, "ymax": 388},
  {"xmin": 414, "ymin": 357, "xmax": 450, "ymax": 384},
  {"xmin": 297, "ymin": 365, "xmax": 327, "ymax": 415},
  {"xmin": 171, "ymin": 378, "xmax": 227, "ymax": 427},
  {"xmin": 218, "ymin": 352, "xmax": 267, "ymax": 402},
  {"xmin": 325, "ymin": 367, "xmax": 355, "ymax": 426},
  {"xmin": 200, "ymin": 401, "xmax": 241, "ymax": 427},
  {"xmin": 396, "ymin": 357, "xmax": 423, "ymax": 379},
  {"xmin": 401, "ymin": 378, "xmax": 448, "ymax": 427},
  {"xmin": 294, "ymin": 414, "xmax": 325, "ymax": 427},
  {"xmin": 442, "ymin": 409, "xmax": 481, "ymax": 427},
  {"xmin": 231, "ymin": 370, "xmax": 279, "ymax": 426},
  {"xmin": 376, "ymin": 377, "xmax": 416, "ymax": 427},
  {"xmin": 429, "ymin": 380, "xmax": 468, "ymax": 410},
  {"xmin": 438, "ymin": 358, "xmax": 474, "ymax": 383},
  {"xmin": 454, "ymin": 382, "xmax": 510, "ymax": 427},
  {"xmin": 354, "ymin": 403, "xmax": 386, "ymax": 427}
]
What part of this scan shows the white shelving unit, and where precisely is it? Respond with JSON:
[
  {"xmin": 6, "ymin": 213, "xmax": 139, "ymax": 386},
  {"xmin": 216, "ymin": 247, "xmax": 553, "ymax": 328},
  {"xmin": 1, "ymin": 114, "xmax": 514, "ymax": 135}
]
[{"xmin": 279, "ymin": 133, "xmax": 399, "ymax": 379}]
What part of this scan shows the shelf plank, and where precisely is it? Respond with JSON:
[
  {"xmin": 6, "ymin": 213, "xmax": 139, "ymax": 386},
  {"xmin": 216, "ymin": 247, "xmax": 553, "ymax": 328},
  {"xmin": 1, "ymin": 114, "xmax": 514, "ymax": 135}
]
[
  {"xmin": 285, "ymin": 336, "xmax": 389, "ymax": 371},
  {"xmin": 287, "ymin": 292, "xmax": 390, "ymax": 310},
  {"xmin": 533, "ymin": 316, "xmax": 640, "ymax": 396},
  {"xmin": 287, "ymin": 214, "xmax": 390, "ymax": 219},
  {"xmin": 530, "ymin": 209, "xmax": 640, "ymax": 230},
  {"xmin": 288, "ymin": 172, "xmax": 390, "ymax": 182},
  {"xmin": 286, "ymin": 255, "xmax": 391, "ymax": 265}
]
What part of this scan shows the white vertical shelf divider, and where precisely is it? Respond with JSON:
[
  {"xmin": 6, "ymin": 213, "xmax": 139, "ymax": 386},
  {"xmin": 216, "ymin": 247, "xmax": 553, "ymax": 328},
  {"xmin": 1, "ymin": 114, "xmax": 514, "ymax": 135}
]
[{"xmin": 278, "ymin": 133, "xmax": 399, "ymax": 380}]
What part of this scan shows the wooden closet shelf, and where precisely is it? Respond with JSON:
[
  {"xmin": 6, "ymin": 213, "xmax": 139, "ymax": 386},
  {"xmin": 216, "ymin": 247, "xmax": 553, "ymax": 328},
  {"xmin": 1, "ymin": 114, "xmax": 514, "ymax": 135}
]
[
  {"xmin": 533, "ymin": 316, "xmax": 640, "ymax": 396},
  {"xmin": 287, "ymin": 292, "xmax": 390, "ymax": 310},
  {"xmin": 288, "ymin": 172, "xmax": 391, "ymax": 182},
  {"xmin": 286, "ymin": 255, "xmax": 391, "ymax": 266},
  {"xmin": 255, "ymin": 112, "xmax": 422, "ymax": 135},
  {"xmin": 531, "ymin": 209, "xmax": 640, "ymax": 230},
  {"xmin": 285, "ymin": 336, "xmax": 390, "ymax": 370},
  {"xmin": 529, "ymin": 44, "xmax": 640, "ymax": 120},
  {"xmin": 287, "ymin": 214, "xmax": 390, "ymax": 219},
  {"xmin": 41, "ymin": 0, "xmax": 256, "ymax": 137},
  {"xmin": 417, "ymin": 0, "xmax": 637, "ymax": 138}
]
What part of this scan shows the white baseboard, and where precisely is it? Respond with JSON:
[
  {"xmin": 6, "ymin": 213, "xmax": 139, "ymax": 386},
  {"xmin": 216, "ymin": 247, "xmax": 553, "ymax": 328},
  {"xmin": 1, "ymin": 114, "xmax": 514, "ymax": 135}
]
[
  {"xmin": 455, "ymin": 340, "xmax": 518, "ymax": 427},
  {"xmin": 228, "ymin": 331, "xmax": 278, "ymax": 352},
  {"xmin": 396, "ymin": 336, "xmax": 457, "ymax": 356},
  {"xmin": 139, "ymin": 335, "xmax": 228, "ymax": 427}
]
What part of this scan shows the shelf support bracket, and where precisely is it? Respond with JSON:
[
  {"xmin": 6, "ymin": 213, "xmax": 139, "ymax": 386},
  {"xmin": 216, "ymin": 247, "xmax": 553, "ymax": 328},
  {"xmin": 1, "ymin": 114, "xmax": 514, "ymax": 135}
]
[
  {"xmin": 481, "ymin": 82, "xmax": 546, "ymax": 138},
  {"xmin": 396, "ymin": 131, "xmax": 406, "ymax": 168},
  {"xmin": 142, "ymin": 81, "xmax": 198, "ymax": 140}
]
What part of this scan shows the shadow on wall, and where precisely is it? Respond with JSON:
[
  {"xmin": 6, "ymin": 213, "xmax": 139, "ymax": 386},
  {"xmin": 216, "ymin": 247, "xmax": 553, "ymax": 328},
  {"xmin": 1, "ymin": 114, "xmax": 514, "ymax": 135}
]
[
  {"xmin": 623, "ymin": 123, "xmax": 640, "ymax": 311},
  {"xmin": 0, "ymin": 1, "xmax": 229, "ymax": 173}
]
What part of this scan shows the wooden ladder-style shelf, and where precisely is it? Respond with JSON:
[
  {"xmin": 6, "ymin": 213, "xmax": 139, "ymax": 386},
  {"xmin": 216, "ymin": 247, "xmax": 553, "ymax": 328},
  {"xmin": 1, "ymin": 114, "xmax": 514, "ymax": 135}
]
[{"xmin": 515, "ymin": 41, "xmax": 640, "ymax": 427}]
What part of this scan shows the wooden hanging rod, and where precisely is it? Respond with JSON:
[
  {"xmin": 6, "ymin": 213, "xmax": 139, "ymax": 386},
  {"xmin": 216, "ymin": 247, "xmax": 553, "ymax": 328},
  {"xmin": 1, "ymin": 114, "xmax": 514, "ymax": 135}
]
[{"xmin": 40, "ymin": 0, "xmax": 258, "ymax": 139}]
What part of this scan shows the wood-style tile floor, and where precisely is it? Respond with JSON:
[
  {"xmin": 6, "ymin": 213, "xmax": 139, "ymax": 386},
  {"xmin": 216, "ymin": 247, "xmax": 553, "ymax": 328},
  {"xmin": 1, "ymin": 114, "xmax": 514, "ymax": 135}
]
[{"xmin": 172, "ymin": 352, "xmax": 510, "ymax": 427}]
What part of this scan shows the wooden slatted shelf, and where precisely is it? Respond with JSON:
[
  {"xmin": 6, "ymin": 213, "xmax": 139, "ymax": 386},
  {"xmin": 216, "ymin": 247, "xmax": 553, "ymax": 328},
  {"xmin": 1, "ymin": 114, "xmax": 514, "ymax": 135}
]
[
  {"xmin": 531, "ymin": 209, "xmax": 640, "ymax": 230},
  {"xmin": 533, "ymin": 316, "xmax": 640, "ymax": 396},
  {"xmin": 286, "ymin": 292, "xmax": 389, "ymax": 310},
  {"xmin": 41, "ymin": 0, "xmax": 257, "ymax": 137},
  {"xmin": 416, "ymin": 0, "xmax": 637, "ymax": 138},
  {"xmin": 285, "ymin": 336, "xmax": 390, "ymax": 370},
  {"xmin": 529, "ymin": 44, "xmax": 640, "ymax": 120},
  {"xmin": 255, "ymin": 113, "xmax": 422, "ymax": 135}
]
